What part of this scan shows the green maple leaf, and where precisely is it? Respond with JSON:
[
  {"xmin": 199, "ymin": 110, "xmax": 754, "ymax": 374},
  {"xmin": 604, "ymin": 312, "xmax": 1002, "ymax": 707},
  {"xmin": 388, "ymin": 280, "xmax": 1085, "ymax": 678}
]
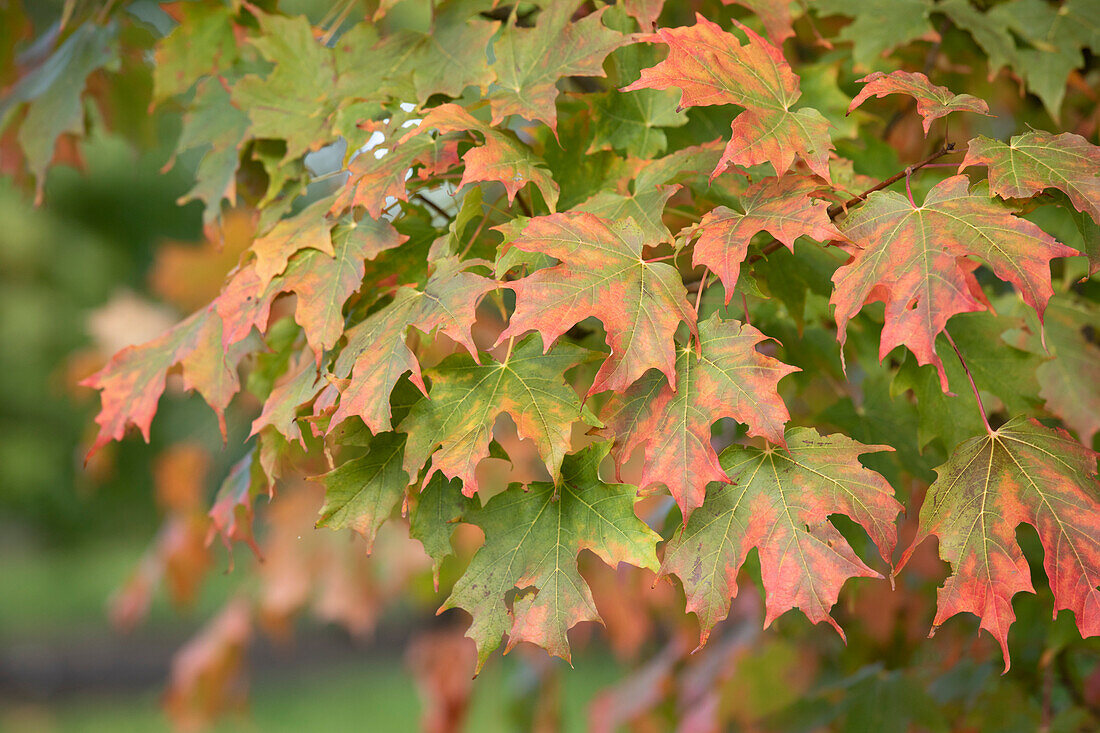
[
  {"xmin": 441, "ymin": 443, "xmax": 660, "ymax": 669},
  {"xmin": 153, "ymin": 2, "xmax": 239, "ymax": 101},
  {"xmin": 587, "ymin": 88, "xmax": 687, "ymax": 159},
  {"xmin": 662, "ymin": 427, "xmax": 901, "ymax": 644},
  {"xmin": 899, "ymin": 417, "xmax": 1100, "ymax": 671},
  {"xmin": 487, "ymin": 0, "xmax": 626, "ymax": 132},
  {"xmin": 987, "ymin": 0, "xmax": 1099, "ymax": 120},
  {"xmin": 172, "ymin": 79, "xmax": 250, "ymax": 225},
  {"xmin": 0, "ymin": 22, "xmax": 118, "ymax": 202},
  {"xmin": 399, "ymin": 336, "xmax": 599, "ymax": 497},
  {"xmin": 410, "ymin": 472, "xmax": 472, "ymax": 585},
  {"xmin": 370, "ymin": 0, "xmax": 499, "ymax": 104},
  {"xmin": 937, "ymin": 0, "xmax": 1018, "ymax": 79},
  {"xmin": 316, "ymin": 432, "xmax": 408, "ymax": 552},
  {"xmin": 231, "ymin": 11, "xmax": 340, "ymax": 162}
]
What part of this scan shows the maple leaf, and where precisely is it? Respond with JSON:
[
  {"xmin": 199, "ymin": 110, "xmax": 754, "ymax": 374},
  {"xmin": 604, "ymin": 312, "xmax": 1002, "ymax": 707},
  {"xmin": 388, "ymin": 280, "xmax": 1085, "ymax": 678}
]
[
  {"xmin": 687, "ymin": 175, "xmax": 841, "ymax": 301},
  {"xmin": 848, "ymin": 71, "xmax": 990, "ymax": 135},
  {"xmin": 961, "ymin": 131, "xmax": 1100, "ymax": 273},
  {"xmin": 249, "ymin": 199, "xmax": 336, "ymax": 288},
  {"xmin": 152, "ymin": 3, "xmax": 239, "ymax": 101},
  {"xmin": 403, "ymin": 103, "xmax": 560, "ymax": 212},
  {"xmin": 82, "ymin": 307, "xmax": 245, "ymax": 457},
  {"xmin": 624, "ymin": 14, "xmax": 833, "ymax": 181},
  {"xmin": 440, "ymin": 443, "xmax": 661, "ymax": 669},
  {"xmin": 0, "ymin": 22, "xmax": 118, "ymax": 202},
  {"xmin": 586, "ymin": 88, "xmax": 687, "ymax": 160},
  {"xmin": 248, "ymin": 352, "xmax": 324, "ymax": 446},
  {"xmin": 936, "ymin": 0, "xmax": 1017, "ymax": 80},
  {"xmin": 231, "ymin": 12, "xmax": 337, "ymax": 161},
  {"xmin": 603, "ymin": 314, "xmax": 798, "ymax": 519},
  {"xmin": 831, "ymin": 175, "xmax": 1078, "ymax": 390},
  {"xmin": 179, "ymin": 314, "xmax": 256, "ymax": 440},
  {"xmin": 369, "ymin": 0, "xmax": 499, "ymax": 104},
  {"xmin": 399, "ymin": 337, "xmax": 599, "ymax": 497},
  {"xmin": 214, "ymin": 214, "xmax": 404, "ymax": 354},
  {"xmin": 898, "ymin": 417, "xmax": 1100, "ymax": 671},
  {"xmin": 283, "ymin": 214, "xmax": 407, "ymax": 356},
  {"xmin": 213, "ymin": 265, "xmax": 281, "ymax": 350},
  {"xmin": 316, "ymin": 432, "xmax": 408, "ymax": 552},
  {"xmin": 661, "ymin": 428, "xmax": 900, "ymax": 644},
  {"xmin": 498, "ymin": 212, "xmax": 697, "ymax": 394},
  {"xmin": 986, "ymin": 0, "xmax": 1099, "ymax": 121},
  {"xmin": 327, "ymin": 256, "xmax": 496, "ymax": 435},
  {"xmin": 410, "ymin": 473, "xmax": 471, "ymax": 586},
  {"xmin": 486, "ymin": 0, "xmax": 626, "ymax": 132},
  {"xmin": 621, "ymin": 0, "xmax": 665, "ymax": 31},
  {"xmin": 893, "ymin": 311, "xmax": 1043, "ymax": 452},
  {"xmin": 206, "ymin": 452, "xmax": 263, "ymax": 561},
  {"xmin": 171, "ymin": 79, "xmax": 250, "ymax": 225}
]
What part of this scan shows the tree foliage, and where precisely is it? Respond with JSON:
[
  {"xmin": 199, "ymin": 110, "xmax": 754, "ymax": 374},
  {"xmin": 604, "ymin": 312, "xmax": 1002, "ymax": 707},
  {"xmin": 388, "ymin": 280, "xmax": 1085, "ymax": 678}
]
[{"xmin": 4, "ymin": 0, "xmax": 1100, "ymax": 728}]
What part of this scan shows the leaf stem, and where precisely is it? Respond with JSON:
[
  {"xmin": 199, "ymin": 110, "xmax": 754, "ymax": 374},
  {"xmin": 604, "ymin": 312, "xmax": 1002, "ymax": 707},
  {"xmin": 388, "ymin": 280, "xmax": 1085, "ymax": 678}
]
[
  {"xmin": 694, "ymin": 267, "xmax": 711, "ymax": 315},
  {"xmin": 644, "ymin": 253, "xmax": 678, "ymax": 263},
  {"xmin": 905, "ymin": 166, "xmax": 916, "ymax": 207},
  {"xmin": 944, "ymin": 328, "xmax": 993, "ymax": 436},
  {"xmin": 826, "ymin": 143, "xmax": 957, "ymax": 219}
]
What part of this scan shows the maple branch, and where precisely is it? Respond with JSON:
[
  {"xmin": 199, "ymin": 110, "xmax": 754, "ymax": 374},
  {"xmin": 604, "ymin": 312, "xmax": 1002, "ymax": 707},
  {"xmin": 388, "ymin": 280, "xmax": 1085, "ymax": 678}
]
[
  {"xmin": 826, "ymin": 143, "xmax": 957, "ymax": 219},
  {"xmin": 944, "ymin": 328, "xmax": 994, "ymax": 436},
  {"xmin": 460, "ymin": 208, "xmax": 492, "ymax": 259},
  {"xmin": 515, "ymin": 190, "xmax": 533, "ymax": 217},
  {"xmin": 415, "ymin": 193, "xmax": 453, "ymax": 222}
]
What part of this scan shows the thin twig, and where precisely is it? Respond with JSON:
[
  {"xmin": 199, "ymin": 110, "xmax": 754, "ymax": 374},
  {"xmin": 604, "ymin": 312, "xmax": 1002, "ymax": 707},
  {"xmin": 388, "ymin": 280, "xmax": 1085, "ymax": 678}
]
[
  {"xmin": 460, "ymin": 208, "xmax": 492, "ymax": 259},
  {"xmin": 415, "ymin": 193, "xmax": 452, "ymax": 221},
  {"xmin": 515, "ymin": 190, "xmax": 533, "ymax": 217},
  {"xmin": 944, "ymin": 328, "xmax": 994, "ymax": 435},
  {"xmin": 826, "ymin": 143, "xmax": 957, "ymax": 219}
]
